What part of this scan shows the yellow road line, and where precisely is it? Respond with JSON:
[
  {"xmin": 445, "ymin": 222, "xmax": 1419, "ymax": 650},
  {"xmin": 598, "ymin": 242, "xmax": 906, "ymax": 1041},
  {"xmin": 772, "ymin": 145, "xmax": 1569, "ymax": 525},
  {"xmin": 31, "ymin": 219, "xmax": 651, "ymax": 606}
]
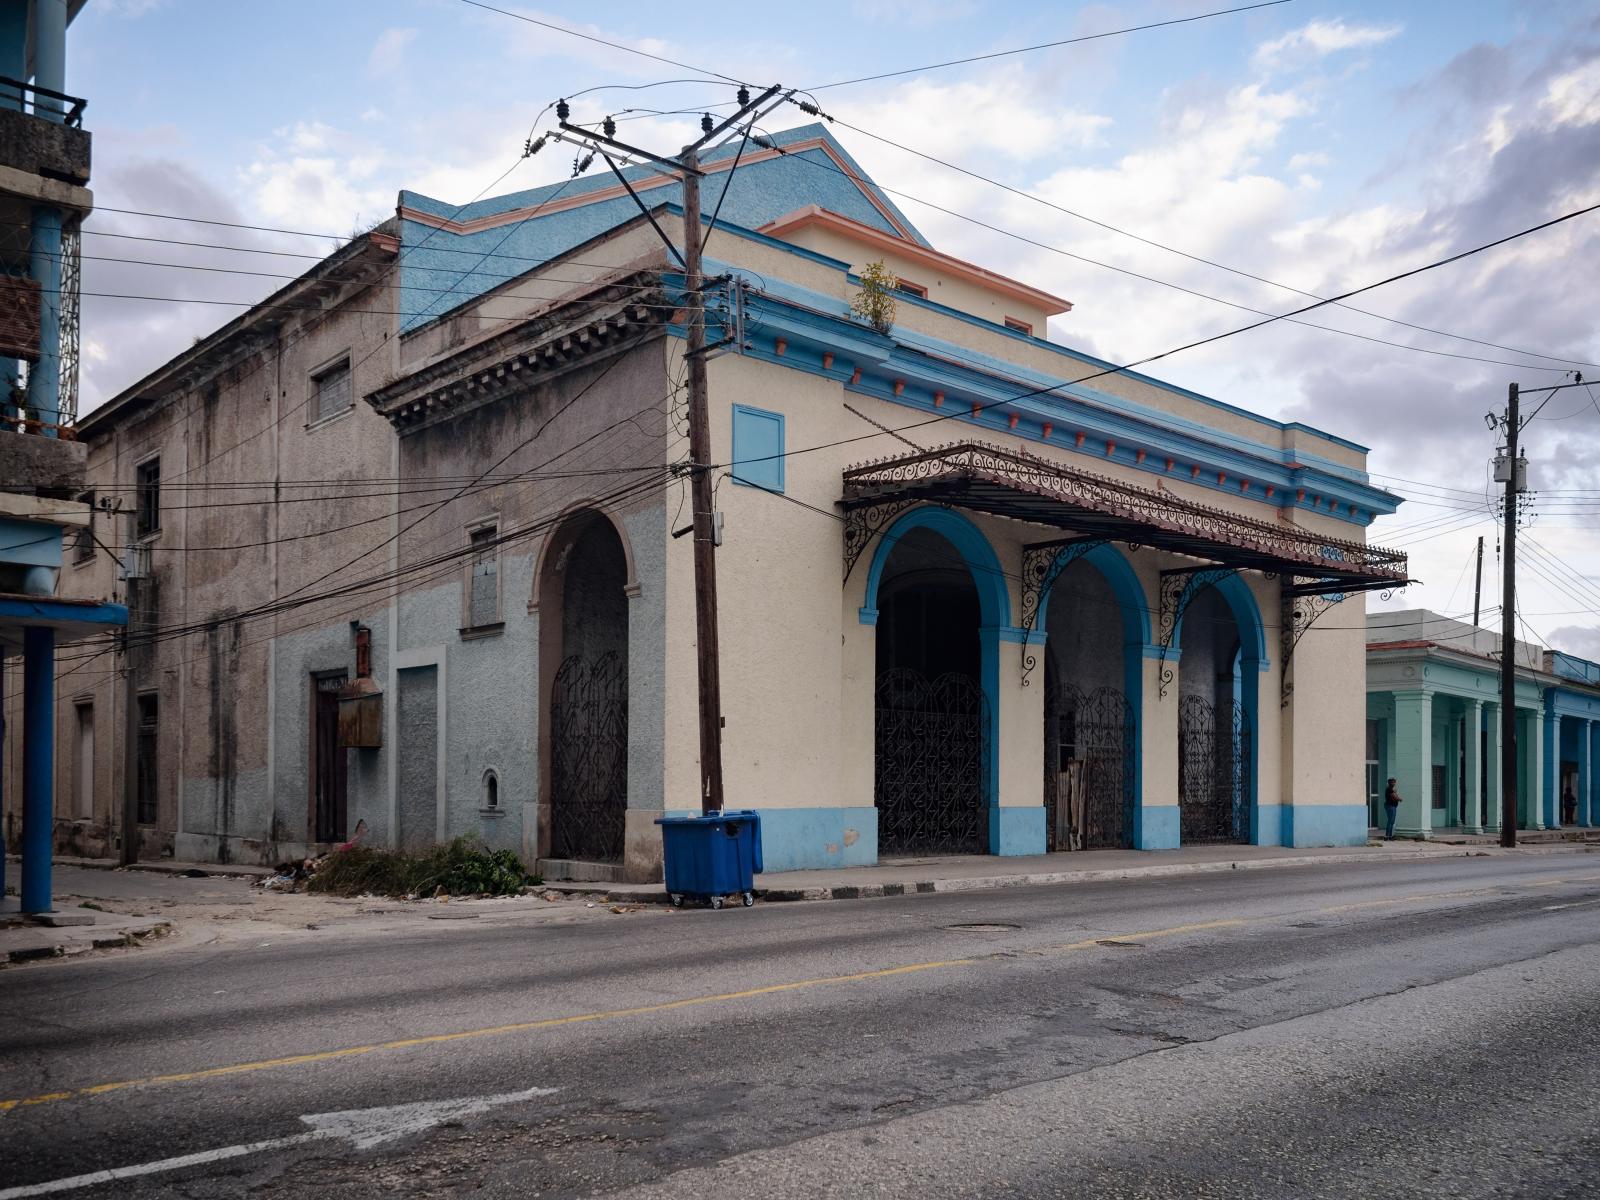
[{"xmin": 4, "ymin": 873, "xmax": 1594, "ymax": 1115}]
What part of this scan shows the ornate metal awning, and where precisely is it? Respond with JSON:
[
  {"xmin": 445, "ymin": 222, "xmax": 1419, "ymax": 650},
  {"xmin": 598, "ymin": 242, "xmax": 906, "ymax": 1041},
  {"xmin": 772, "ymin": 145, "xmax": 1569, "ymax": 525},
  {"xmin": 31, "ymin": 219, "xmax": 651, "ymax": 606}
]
[{"xmin": 841, "ymin": 440, "xmax": 1408, "ymax": 590}]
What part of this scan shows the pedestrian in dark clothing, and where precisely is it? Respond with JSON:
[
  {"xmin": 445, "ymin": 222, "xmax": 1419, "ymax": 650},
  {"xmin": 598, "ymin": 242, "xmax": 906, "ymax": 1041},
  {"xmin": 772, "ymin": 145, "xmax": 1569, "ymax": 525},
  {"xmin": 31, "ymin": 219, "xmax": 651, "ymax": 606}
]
[
  {"xmin": 1561, "ymin": 782, "xmax": 1577, "ymax": 827},
  {"xmin": 1383, "ymin": 778, "xmax": 1401, "ymax": 840}
]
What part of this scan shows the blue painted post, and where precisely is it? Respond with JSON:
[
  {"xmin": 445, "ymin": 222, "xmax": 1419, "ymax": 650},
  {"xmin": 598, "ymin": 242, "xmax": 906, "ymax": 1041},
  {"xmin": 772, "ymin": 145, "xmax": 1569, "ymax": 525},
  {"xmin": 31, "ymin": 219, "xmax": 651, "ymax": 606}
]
[
  {"xmin": 22, "ymin": 626, "xmax": 55, "ymax": 914},
  {"xmin": 27, "ymin": 206, "xmax": 61, "ymax": 433},
  {"xmin": 1, "ymin": 653, "xmax": 6, "ymax": 899},
  {"xmin": 1483, "ymin": 702, "xmax": 1500, "ymax": 831},
  {"xmin": 25, "ymin": 0, "xmax": 67, "ymax": 435}
]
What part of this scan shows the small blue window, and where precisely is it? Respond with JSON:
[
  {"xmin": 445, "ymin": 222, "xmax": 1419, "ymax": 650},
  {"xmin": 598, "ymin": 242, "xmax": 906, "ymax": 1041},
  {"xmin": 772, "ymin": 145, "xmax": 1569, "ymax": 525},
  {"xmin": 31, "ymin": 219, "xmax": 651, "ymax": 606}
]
[{"xmin": 731, "ymin": 404, "xmax": 785, "ymax": 493}]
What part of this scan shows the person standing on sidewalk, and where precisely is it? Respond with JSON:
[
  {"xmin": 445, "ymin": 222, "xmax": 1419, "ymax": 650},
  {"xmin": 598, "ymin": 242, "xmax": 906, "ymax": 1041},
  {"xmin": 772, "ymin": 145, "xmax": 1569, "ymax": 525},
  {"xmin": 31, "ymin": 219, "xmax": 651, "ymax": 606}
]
[{"xmin": 1383, "ymin": 779, "xmax": 1402, "ymax": 840}]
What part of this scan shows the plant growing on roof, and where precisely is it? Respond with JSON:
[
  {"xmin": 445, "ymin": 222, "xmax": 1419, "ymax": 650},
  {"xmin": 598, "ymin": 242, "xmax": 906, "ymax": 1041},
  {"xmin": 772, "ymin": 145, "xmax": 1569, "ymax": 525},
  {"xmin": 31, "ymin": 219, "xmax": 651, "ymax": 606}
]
[{"xmin": 851, "ymin": 260, "xmax": 899, "ymax": 334}]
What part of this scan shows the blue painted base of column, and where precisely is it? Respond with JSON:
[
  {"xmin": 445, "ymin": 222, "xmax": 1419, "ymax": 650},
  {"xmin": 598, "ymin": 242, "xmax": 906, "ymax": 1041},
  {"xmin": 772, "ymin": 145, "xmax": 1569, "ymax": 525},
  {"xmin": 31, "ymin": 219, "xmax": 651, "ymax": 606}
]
[
  {"xmin": 1284, "ymin": 804, "xmax": 1370, "ymax": 847},
  {"xmin": 1253, "ymin": 804, "xmax": 1286, "ymax": 846},
  {"xmin": 747, "ymin": 807, "xmax": 878, "ymax": 873},
  {"xmin": 1135, "ymin": 805, "xmax": 1180, "ymax": 850},
  {"xmin": 990, "ymin": 806, "xmax": 1046, "ymax": 856}
]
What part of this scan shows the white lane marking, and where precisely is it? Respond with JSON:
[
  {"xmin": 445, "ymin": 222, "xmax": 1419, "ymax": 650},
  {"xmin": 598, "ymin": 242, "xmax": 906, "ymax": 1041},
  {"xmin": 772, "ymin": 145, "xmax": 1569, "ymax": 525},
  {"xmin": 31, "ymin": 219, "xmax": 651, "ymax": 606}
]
[{"xmin": 0, "ymin": 1086, "xmax": 557, "ymax": 1199}]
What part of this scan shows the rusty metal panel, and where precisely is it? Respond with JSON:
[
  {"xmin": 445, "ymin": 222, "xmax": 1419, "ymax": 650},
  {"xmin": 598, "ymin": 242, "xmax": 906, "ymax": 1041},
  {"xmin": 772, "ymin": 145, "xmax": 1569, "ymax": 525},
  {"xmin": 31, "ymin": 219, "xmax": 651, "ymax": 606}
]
[{"xmin": 337, "ymin": 679, "xmax": 383, "ymax": 748}]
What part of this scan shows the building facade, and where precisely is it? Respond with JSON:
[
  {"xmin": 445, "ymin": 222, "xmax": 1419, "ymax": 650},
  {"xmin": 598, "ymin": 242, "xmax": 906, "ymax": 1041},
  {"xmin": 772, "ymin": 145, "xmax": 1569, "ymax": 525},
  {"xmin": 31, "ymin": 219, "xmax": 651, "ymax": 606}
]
[
  {"xmin": 1366, "ymin": 610, "xmax": 1600, "ymax": 836},
  {"xmin": 7, "ymin": 124, "xmax": 1409, "ymax": 879}
]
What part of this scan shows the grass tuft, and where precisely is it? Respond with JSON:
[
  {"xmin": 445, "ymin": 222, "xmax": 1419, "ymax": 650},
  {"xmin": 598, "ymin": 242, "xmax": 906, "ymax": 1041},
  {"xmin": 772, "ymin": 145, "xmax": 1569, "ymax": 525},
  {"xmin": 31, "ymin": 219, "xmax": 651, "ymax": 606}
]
[{"xmin": 307, "ymin": 837, "xmax": 530, "ymax": 899}]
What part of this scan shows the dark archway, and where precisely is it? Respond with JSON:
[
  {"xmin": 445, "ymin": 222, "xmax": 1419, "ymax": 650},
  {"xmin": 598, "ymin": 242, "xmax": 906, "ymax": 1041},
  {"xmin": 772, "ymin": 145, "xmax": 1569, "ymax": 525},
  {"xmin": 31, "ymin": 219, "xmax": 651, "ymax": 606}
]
[
  {"xmin": 537, "ymin": 511, "xmax": 630, "ymax": 864},
  {"xmin": 1042, "ymin": 559, "xmax": 1135, "ymax": 850},
  {"xmin": 872, "ymin": 525, "xmax": 988, "ymax": 855},
  {"xmin": 1177, "ymin": 585, "xmax": 1251, "ymax": 844}
]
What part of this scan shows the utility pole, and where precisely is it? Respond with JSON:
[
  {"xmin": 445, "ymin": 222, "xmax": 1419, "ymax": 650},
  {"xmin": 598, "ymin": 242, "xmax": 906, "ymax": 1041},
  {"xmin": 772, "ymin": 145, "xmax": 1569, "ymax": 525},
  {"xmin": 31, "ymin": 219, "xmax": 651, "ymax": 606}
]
[
  {"xmin": 679, "ymin": 146, "xmax": 725, "ymax": 814},
  {"xmin": 1472, "ymin": 536, "xmax": 1484, "ymax": 627},
  {"xmin": 120, "ymin": 570, "xmax": 141, "ymax": 865},
  {"xmin": 1499, "ymin": 383, "xmax": 1520, "ymax": 848},
  {"xmin": 553, "ymin": 86, "xmax": 783, "ymax": 814}
]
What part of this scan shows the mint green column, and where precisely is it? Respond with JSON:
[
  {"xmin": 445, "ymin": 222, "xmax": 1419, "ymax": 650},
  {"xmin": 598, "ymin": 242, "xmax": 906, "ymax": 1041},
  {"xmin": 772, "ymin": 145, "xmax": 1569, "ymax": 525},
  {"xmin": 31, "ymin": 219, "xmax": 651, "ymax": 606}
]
[
  {"xmin": 1578, "ymin": 719, "xmax": 1591, "ymax": 827},
  {"xmin": 1391, "ymin": 690, "xmax": 1433, "ymax": 838},
  {"xmin": 1462, "ymin": 699, "xmax": 1483, "ymax": 832},
  {"xmin": 1484, "ymin": 703, "xmax": 1501, "ymax": 832},
  {"xmin": 1530, "ymin": 707, "xmax": 1546, "ymax": 830}
]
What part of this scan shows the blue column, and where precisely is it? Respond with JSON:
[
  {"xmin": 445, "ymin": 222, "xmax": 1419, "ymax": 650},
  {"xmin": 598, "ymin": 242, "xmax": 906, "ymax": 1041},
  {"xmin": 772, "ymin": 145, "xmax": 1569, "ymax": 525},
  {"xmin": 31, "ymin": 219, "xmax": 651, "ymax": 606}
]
[
  {"xmin": 32, "ymin": 0, "xmax": 68, "ymax": 111},
  {"xmin": 22, "ymin": 626, "xmax": 56, "ymax": 915},
  {"xmin": 26, "ymin": 205, "xmax": 61, "ymax": 431},
  {"xmin": 24, "ymin": 0, "xmax": 68, "ymax": 432},
  {"xmin": 0, "ymin": 4, "xmax": 22, "ymax": 411}
]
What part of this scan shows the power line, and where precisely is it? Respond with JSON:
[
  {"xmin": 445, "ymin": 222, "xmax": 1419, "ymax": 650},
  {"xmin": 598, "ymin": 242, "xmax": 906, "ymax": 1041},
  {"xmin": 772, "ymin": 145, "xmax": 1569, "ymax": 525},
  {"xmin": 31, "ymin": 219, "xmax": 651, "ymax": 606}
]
[
  {"xmin": 716, "ymin": 196, "xmax": 1600, "ymax": 474},
  {"xmin": 816, "ymin": 113, "xmax": 1599, "ymax": 372},
  {"xmin": 805, "ymin": 1, "xmax": 1296, "ymax": 91}
]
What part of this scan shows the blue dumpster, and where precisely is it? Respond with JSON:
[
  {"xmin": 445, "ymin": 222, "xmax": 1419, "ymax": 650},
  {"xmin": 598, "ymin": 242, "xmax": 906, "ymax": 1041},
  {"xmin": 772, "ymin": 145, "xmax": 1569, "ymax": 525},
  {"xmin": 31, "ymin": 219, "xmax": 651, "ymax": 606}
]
[{"xmin": 655, "ymin": 810, "xmax": 763, "ymax": 909}]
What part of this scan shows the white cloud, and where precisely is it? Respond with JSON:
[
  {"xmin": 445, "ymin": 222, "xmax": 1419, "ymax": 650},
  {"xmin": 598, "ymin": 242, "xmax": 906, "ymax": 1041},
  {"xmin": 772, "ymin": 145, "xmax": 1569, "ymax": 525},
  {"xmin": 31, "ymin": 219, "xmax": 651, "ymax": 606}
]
[
  {"xmin": 1255, "ymin": 19, "xmax": 1402, "ymax": 71},
  {"xmin": 1542, "ymin": 58, "xmax": 1600, "ymax": 127},
  {"xmin": 1548, "ymin": 624, "xmax": 1600, "ymax": 661},
  {"xmin": 1288, "ymin": 151, "xmax": 1330, "ymax": 171},
  {"xmin": 368, "ymin": 27, "xmax": 418, "ymax": 79}
]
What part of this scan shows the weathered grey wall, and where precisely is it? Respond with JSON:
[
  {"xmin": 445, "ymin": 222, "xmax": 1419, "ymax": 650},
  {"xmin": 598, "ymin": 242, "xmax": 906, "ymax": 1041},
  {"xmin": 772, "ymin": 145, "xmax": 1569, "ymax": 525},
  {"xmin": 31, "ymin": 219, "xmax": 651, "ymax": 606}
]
[
  {"xmin": 396, "ymin": 664, "xmax": 438, "ymax": 850},
  {"xmin": 1045, "ymin": 561, "xmax": 1125, "ymax": 694}
]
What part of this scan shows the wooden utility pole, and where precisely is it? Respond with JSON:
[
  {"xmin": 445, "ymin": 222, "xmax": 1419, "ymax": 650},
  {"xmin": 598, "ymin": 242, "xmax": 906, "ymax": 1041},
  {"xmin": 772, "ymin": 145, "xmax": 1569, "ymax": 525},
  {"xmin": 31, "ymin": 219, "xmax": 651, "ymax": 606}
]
[
  {"xmin": 554, "ymin": 86, "xmax": 782, "ymax": 815},
  {"xmin": 1499, "ymin": 383, "xmax": 1519, "ymax": 848},
  {"xmin": 120, "ymin": 572, "xmax": 141, "ymax": 865},
  {"xmin": 1472, "ymin": 536, "xmax": 1484, "ymax": 627},
  {"xmin": 680, "ymin": 147, "xmax": 725, "ymax": 814}
]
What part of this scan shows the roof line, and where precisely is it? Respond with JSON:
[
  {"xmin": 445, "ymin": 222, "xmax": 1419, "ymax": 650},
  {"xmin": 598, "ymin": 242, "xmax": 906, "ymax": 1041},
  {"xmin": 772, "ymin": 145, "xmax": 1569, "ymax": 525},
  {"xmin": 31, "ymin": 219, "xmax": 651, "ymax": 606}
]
[{"xmin": 398, "ymin": 137, "xmax": 920, "ymax": 244}]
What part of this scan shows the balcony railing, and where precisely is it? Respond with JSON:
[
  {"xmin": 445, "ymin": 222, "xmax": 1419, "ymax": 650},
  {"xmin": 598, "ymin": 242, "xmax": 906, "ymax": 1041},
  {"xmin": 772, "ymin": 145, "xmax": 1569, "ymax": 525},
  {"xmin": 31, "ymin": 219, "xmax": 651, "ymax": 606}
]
[{"xmin": 0, "ymin": 76, "xmax": 87, "ymax": 128}]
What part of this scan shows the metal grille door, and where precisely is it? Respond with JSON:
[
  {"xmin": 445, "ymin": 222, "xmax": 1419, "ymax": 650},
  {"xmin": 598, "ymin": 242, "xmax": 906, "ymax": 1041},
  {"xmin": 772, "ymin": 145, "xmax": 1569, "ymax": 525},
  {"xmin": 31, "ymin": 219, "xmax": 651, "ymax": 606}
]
[
  {"xmin": 875, "ymin": 668, "xmax": 988, "ymax": 855},
  {"xmin": 1178, "ymin": 695, "xmax": 1250, "ymax": 845},
  {"xmin": 550, "ymin": 651, "xmax": 628, "ymax": 863},
  {"xmin": 1046, "ymin": 682, "xmax": 1135, "ymax": 850}
]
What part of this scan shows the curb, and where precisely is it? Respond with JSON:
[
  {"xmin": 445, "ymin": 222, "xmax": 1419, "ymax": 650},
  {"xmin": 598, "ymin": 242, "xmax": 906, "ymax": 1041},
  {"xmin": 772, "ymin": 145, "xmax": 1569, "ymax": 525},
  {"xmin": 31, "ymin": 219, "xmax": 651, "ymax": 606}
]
[
  {"xmin": 3, "ymin": 921, "xmax": 172, "ymax": 965},
  {"xmin": 571, "ymin": 843, "xmax": 1597, "ymax": 907}
]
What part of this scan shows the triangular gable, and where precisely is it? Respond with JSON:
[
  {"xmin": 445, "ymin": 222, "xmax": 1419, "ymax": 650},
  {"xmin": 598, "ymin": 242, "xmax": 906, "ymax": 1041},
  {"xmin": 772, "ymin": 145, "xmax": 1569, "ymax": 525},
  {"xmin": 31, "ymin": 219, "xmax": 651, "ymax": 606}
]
[{"xmin": 394, "ymin": 124, "xmax": 927, "ymax": 334}]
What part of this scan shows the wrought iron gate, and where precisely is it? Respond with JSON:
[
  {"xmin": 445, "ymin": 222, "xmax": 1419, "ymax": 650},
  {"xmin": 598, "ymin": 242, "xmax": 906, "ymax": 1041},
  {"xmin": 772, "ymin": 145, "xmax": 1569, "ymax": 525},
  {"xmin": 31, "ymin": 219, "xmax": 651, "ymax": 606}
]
[
  {"xmin": 1044, "ymin": 680, "xmax": 1135, "ymax": 850},
  {"xmin": 1178, "ymin": 694, "xmax": 1250, "ymax": 844},
  {"xmin": 549, "ymin": 650, "xmax": 628, "ymax": 862},
  {"xmin": 875, "ymin": 668, "xmax": 988, "ymax": 855}
]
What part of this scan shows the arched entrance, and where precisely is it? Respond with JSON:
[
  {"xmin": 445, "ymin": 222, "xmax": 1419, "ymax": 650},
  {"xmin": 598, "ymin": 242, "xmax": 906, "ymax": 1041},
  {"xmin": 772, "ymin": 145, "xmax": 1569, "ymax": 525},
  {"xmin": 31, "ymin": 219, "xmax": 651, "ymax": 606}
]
[
  {"xmin": 537, "ymin": 510, "xmax": 631, "ymax": 864},
  {"xmin": 863, "ymin": 509, "xmax": 1008, "ymax": 856},
  {"xmin": 1176, "ymin": 581, "xmax": 1259, "ymax": 844},
  {"xmin": 1041, "ymin": 554, "xmax": 1140, "ymax": 850}
]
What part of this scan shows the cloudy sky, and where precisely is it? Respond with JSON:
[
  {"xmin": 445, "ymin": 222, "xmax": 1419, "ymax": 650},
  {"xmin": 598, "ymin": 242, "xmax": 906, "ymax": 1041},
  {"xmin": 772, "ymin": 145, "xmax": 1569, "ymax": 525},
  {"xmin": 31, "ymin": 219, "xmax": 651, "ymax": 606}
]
[{"xmin": 67, "ymin": 0, "xmax": 1600, "ymax": 655}]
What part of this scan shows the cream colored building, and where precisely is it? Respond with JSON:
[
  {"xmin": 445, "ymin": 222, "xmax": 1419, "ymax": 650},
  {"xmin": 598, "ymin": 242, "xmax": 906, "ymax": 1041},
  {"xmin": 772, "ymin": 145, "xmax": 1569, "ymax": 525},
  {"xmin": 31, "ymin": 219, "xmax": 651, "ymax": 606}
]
[{"xmin": 11, "ymin": 124, "xmax": 1408, "ymax": 879}]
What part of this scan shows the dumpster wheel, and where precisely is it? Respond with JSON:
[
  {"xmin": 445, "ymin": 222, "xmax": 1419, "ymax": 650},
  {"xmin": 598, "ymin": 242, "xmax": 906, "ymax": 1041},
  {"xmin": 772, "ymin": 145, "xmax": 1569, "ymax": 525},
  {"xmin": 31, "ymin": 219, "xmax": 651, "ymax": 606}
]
[{"xmin": 741, "ymin": 892, "xmax": 755, "ymax": 907}]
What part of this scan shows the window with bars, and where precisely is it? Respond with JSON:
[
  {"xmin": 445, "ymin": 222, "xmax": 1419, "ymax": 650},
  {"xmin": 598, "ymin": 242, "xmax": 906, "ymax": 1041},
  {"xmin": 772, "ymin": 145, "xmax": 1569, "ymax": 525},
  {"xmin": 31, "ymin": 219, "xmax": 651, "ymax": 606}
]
[
  {"xmin": 136, "ymin": 692, "xmax": 159, "ymax": 825},
  {"xmin": 310, "ymin": 357, "xmax": 353, "ymax": 423},
  {"xmin": 72, "ymin": 490, "xmax": 94, "ymax": 561},
  {"xmin": 135, "ymin": 458, "xmax": 160, "ymax": 538},
  {"xmin": 467, "ymin": 524, "xmax": 499, "ymax": 630}
]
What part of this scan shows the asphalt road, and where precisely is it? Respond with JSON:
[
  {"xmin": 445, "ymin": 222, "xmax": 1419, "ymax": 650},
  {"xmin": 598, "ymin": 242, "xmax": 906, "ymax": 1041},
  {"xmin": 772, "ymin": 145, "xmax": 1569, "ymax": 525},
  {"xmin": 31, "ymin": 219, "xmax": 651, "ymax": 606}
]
[{"xmin": 3, "ymin": 850, "xmax": 1598, "ymax": 1198}]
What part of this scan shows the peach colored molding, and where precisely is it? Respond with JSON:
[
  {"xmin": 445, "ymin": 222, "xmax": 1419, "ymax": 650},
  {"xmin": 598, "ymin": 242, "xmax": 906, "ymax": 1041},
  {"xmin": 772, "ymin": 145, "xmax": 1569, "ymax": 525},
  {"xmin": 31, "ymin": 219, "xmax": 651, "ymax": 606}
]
[
  {"xmin": 399, "ymin": 137, "xmax": 919, "ymax": 243},
  {"xmin": 756, "ymin": 204, "xmax": 1074, "ymax": 316}
]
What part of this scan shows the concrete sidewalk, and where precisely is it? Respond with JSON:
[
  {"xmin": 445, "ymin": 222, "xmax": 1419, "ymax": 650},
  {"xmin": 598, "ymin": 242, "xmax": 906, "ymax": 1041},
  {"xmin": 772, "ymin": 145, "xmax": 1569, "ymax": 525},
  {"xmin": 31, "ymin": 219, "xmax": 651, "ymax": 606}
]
[
  {"xmin": 1, "ymin": 897, "xmax": 172, "ymax": 965},
  {"xmin": 570, "ymin": 839, "xmax": 1598, "ymax": 904}
]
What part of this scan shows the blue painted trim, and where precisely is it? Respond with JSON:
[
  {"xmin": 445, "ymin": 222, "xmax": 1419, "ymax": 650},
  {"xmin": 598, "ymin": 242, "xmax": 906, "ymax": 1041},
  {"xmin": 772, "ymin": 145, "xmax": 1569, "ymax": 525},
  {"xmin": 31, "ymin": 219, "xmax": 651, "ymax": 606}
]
[
  {"xmin": 1283, "ymin": 804, "xmax": 1370, "ymax": 847},
  {"xmin": 1136, "ymin": 805, "xmax": 1180, "ymax": 850},
  {"xmin": 749, "ymin": 806, "xmax": 878, "ymax": 873},
  {"xmin": 718, "ymin": 276, "xmax": 1396, "ymax": 523},
  {"xmin": 990, "ymin": 805, "xmax": 1046, "ymax": 856},
  {"xmin": 994, "ymin": 625, "xmax": 1033, "ymax": 644},
  {"xmin": 0, "ymin": 597, "xmax": 129, "ymax": 627},
  {"xmin": 730, "ymin": 403, "xmax": 785, "ymax": 493},
  {"xmin": 1143, "ymin": 643, "xmax": 1179, "ymax": 661}
]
